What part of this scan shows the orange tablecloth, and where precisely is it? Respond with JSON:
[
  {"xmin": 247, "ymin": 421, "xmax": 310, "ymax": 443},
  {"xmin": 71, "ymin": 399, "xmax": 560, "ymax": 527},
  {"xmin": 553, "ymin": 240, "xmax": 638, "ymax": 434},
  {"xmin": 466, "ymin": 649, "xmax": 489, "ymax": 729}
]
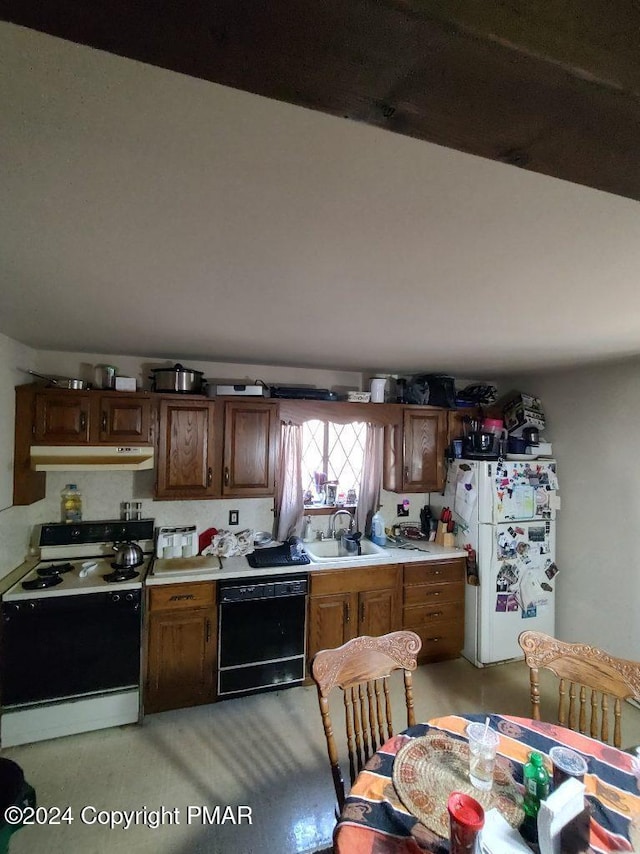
[{"xmin": 333, "ymin": 714, "xmax": 640, "ymax": 853}]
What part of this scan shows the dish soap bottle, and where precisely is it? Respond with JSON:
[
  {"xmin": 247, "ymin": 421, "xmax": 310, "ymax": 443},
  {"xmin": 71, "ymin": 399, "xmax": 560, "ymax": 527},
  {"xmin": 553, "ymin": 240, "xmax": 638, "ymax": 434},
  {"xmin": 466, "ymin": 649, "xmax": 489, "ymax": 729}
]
[
  {"xmin": 61, "ymin": 483, "xmax": 82, "ymax": 524},
  {"xmin": 371, "ymin": 508, "xmax": 386, "ymax": 546},
  {"xmin": 302, "ymin": 515, "xmax": 314, "ymax": 543}
]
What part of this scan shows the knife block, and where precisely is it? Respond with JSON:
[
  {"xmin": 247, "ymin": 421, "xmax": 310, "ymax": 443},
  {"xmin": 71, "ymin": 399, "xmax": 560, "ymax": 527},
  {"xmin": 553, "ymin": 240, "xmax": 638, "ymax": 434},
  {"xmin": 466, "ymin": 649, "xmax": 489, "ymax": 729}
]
[{"xmin": 435, "ymin": 522, "xmax": 455, "ymax": 547}]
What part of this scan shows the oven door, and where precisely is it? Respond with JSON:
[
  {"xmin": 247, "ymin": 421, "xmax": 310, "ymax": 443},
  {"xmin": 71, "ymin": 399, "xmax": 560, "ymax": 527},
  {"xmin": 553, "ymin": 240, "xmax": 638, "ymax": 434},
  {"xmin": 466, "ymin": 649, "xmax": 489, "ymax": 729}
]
[{"xmin": 1, "ymin": 592, "xmax": 141, "ymax": 706}]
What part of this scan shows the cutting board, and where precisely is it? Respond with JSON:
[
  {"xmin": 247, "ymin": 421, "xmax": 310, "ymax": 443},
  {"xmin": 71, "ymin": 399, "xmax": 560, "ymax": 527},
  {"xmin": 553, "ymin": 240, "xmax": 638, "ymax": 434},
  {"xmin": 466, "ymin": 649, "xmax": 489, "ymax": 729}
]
[{"xmin": 152, "ymin": 556, "xmax": 221, "ymax": 575}]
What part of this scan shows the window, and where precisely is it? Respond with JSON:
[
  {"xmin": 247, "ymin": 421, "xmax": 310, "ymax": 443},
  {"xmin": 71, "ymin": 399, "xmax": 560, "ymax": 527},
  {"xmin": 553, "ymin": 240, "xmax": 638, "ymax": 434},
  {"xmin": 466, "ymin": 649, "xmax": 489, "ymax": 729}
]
[{"xmin": 301, "ymin": 420, "xmax": 366, "ymax": 507}]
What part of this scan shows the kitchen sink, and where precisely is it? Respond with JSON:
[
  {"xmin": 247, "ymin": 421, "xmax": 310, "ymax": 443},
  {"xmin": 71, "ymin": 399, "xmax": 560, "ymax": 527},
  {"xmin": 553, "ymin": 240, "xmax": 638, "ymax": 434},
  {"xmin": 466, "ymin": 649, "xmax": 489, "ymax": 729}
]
[{"xmin": 303, "ymin": 539, "xmax": 387, "ymax": 563}]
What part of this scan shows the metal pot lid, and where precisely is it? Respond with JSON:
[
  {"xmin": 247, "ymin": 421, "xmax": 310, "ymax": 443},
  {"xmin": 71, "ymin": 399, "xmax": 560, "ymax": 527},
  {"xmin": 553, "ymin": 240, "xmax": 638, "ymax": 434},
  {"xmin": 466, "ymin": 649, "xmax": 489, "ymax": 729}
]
[{"xmin": 151, "ymin": 363, "xmax": 203, "ymax": 376}]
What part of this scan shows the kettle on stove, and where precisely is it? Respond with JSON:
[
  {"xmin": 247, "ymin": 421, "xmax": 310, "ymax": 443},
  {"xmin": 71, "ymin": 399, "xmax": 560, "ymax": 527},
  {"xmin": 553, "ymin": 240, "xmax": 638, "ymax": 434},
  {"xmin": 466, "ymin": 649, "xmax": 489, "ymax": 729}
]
[{"xmin": 112, "ymin": 541, "xmax": 144, "ymax": 569}]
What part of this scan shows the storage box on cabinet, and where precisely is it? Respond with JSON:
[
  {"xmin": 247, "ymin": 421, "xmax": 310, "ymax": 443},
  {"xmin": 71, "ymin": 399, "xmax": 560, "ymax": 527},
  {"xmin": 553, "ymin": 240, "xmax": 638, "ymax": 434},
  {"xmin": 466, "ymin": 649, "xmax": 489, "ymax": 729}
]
[{"xmin": 402, "ymin": 558, "xmax": 465, "ymax": 663}]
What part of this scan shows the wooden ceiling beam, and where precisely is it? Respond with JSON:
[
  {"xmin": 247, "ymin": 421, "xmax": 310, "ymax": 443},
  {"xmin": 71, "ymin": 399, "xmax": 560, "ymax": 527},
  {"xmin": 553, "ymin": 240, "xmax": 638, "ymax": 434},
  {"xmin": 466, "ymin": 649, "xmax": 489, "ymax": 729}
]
[{"xmin": 3, "ymin": 0, "xmax": 640, "ymax": 201}]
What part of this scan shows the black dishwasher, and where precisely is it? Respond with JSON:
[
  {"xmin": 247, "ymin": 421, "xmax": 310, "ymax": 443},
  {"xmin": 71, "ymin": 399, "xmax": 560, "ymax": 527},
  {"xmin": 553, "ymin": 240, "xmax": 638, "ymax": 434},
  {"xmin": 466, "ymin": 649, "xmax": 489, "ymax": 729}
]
[{"xmin": 217, "ymin": 574, "xmax": 308, "ymax": 698}]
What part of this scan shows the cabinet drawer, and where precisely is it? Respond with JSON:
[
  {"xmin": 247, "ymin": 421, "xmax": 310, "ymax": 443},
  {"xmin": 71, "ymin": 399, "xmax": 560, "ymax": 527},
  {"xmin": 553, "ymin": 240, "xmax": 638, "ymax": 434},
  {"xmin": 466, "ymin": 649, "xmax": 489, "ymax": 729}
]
[
  {"xmin": 403, "ymin": 599, "xmax": 461, "ymax": 627},
  {"xmin": 310, "ymin": 565, "xmax": 401, "ymax": 596},
  {"xmin": 405, "ymin": 620, "xmax": 463, "ymax": 661},
  {"xmin": 404, "ymin": 559, "xmax": 465, "ymax": 586},
  {"xmin": 149, "ymin": 583, "xmax": 215, "ymax": 612},
  {"xmin": 404, "ymin": 581, "xmax": 464, "ymax": 607}
]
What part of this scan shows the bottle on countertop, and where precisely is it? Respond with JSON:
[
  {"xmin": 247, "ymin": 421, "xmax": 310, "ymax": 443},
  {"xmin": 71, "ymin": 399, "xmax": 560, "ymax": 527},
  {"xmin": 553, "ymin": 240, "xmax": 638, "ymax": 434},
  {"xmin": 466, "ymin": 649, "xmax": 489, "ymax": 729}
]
[
  {"xmin": 302, "ymin": 515, "xmax": 314, "ymax": 543},
  {"xmin": 370, "ymin": 508, "xmax": 386, "ymax": 546},
  {"xmin": 61, "ymin": 483, "xmax": 82, "ymax": 524}
]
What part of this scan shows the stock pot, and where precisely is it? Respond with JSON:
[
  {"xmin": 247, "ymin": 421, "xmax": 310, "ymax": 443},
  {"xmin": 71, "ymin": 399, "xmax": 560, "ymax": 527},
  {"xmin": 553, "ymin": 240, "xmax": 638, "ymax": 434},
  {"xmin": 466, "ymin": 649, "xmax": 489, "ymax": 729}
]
[{"xmin": 150, "ymin": 364, "xmax": 204, "ymax": 393}]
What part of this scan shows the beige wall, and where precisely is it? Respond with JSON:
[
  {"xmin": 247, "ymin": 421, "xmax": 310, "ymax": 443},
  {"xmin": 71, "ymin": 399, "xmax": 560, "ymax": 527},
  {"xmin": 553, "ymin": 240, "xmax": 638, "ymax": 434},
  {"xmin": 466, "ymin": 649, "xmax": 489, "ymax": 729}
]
[
  {"xmin": 501, "ymin": 358, "xmax": 640, "ymax": 659},
  {"xmin": 0, "ymin": 333, "xmax": 38, "ymax": 574}
]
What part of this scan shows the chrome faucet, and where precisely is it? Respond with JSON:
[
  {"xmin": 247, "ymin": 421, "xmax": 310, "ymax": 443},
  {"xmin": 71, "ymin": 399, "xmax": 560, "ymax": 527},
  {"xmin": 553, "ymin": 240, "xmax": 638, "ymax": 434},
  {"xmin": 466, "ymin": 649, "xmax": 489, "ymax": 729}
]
[{"xmin": 327, "ymin": 509, "xmax": 354, "ymax": 539}]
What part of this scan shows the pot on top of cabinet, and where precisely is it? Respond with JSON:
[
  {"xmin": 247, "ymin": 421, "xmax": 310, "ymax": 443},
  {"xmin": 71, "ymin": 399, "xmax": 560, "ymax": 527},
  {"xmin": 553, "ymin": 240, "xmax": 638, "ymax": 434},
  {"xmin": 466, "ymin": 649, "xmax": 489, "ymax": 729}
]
[{"xmin": 150, "ymin": 364, "xmax": 204, "ymax": 394}]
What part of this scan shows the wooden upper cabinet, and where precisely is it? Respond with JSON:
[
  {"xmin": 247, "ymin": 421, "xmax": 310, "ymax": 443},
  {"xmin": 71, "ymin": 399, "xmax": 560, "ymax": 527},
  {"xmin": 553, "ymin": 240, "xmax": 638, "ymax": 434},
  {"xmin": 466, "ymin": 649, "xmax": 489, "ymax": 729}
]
[
  {"xmin": 155, "ymin": 398, "xmax": 217, "ymax": 499},
  {"xmin": 222, "ymin": 400, "xmax": 279, "ymax": 497},
  {"xmin": 34, "ymin": 391, "xmax": 92, "ymax": 444},
  {"xmin": 384, "ymin": 408, "xmax": 448, "ymax": 493},
  {"xmin": 31, "ymin": 388, "xmax": 153, "ymax": 446},
  {"xmin": 98, "ymin": 394, "xmax": 152, "ymax": 444}
]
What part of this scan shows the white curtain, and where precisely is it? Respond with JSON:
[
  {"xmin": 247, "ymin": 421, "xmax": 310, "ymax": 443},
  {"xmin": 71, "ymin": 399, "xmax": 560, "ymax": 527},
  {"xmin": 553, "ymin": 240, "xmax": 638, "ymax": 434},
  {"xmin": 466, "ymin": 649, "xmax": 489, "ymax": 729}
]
[
  {"xmin": 356, "ymin": 424, "xmax": 384, "ymax": 536},
  {"xmin": 275, "ymin": 423, "xmax": 304, "ymax": 541}
]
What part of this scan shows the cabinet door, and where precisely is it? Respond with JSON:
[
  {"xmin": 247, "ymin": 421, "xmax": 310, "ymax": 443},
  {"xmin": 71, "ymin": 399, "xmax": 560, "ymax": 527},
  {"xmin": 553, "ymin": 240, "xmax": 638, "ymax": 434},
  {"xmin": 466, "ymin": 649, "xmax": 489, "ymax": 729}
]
[
  {"xmin": 308, "ymin": 592, "xmax": 353, "ymax": 663},
  {"xmin": 155, "ymin": 399, "xmax": 217, "ymax": 498},
  {"xmin": 402, "ymin": 409, "xmax": 448, "ymax": 492},
  {"xmin": 145, "ymin": 608, "xmax": 215, "ymax": 713},
  {"xmin": 99, "ymin": 395, "xmax": 152, "ymax": 444},
  {"xmin": 358, "ymin": 587, "xmax": 397, "ymax": 637},
  {"xmin": 222, "ymin": 401, "xmax": 278, "ymax": 496},
  {"xmin": 34, "ymin": 392, "xmax": 91, "ymax": 444}
]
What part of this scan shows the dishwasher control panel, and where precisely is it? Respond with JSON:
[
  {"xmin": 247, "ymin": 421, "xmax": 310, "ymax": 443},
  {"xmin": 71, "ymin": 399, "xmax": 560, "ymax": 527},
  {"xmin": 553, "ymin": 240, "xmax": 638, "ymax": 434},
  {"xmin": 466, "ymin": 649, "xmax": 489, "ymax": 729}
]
[{"xmin": 219, "ymin": 574, "xmax": 308, "ymax": 603}]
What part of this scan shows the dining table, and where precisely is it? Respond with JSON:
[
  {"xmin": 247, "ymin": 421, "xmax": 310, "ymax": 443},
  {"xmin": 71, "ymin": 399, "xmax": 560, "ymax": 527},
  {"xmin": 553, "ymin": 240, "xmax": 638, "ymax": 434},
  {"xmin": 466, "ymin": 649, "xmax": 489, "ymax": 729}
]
[{"xmin": 332, "ymin": 713, "xmax": 640, "ymax": 853}]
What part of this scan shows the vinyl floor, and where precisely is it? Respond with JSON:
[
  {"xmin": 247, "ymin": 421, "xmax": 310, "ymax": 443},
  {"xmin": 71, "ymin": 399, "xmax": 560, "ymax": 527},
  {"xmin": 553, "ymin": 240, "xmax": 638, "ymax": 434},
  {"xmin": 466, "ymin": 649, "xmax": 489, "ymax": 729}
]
[{"xmin": 5, "ymin": 658, "xmax": 640, "ymax": 854}]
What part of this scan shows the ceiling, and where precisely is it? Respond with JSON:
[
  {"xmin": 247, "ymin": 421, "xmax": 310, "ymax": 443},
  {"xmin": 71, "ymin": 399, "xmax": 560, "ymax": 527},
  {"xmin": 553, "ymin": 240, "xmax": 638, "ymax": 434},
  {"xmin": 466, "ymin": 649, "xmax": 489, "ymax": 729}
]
[{"xmin": 1, "ymin": 19, "xmax": 640, "ymax": 377}]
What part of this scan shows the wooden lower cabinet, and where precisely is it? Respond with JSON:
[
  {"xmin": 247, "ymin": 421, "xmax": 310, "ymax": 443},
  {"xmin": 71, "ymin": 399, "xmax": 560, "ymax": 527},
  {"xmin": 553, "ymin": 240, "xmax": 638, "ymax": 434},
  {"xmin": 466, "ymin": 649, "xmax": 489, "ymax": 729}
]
[
  {"xmin": 145, "ymin": 582, "xmax": 217, "ymax": 713},
  {"xmin": 307, "ymin": 564, "xmax": 402, "ymax": 666},
  {"xmin": 402, "ymin": 558, "xmax": 465, "ymax": 663}
]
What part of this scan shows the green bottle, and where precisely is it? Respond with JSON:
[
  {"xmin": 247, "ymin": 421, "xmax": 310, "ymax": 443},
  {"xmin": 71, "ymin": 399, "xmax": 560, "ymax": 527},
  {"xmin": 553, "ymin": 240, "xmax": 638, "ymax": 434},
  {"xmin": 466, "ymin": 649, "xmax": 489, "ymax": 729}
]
[{"xmin": 523, "ymin": 752, "xmax": 550, "ymax": 817}]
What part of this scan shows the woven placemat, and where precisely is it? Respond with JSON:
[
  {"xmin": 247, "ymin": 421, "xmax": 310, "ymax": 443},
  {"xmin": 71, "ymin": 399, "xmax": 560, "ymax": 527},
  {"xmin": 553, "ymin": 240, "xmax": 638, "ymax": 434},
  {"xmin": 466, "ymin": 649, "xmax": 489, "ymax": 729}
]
[{"xmin": 392, "ymin": 732, "xmax": 524, "ymax": 837}]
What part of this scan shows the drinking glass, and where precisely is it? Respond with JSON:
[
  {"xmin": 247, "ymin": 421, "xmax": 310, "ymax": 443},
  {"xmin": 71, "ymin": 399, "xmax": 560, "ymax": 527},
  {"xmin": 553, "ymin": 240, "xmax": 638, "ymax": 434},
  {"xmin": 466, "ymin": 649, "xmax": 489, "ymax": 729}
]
[
  {"xmin": 467, "ymin": 722, "xmax": 500, "ymax": 791},
  {"xmin": 447, "ymin": 791, "xmax": 484, "ymax": 854},
  {"xmin": 549, "ymin": 746, "xmax": 588, "ymax": 789}
]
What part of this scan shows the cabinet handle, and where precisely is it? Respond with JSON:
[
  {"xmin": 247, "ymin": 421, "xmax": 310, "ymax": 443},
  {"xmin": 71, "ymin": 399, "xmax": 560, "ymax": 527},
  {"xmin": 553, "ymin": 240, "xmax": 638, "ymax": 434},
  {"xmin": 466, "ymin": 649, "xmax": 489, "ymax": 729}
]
[
  {"xmin": 432, "ymin": 570, "xmax": 442, "ymax": 575},
  {"xmin": 206, "ymin": 618, "xmax": 211, "ymax": 643},
  {"xmin": 344, "ymin": 602, "xmax": 350, "ymax": 624},
  {"xmin": 425, "ymin": 591, "xmax": 441, "ymax": 597},
  {"xmin": 224, "ymin": 466, "xmax": 230, "ymax": 486},
  {"xmin": 404, "ymin": 466, "xmax": 409, "ymax": 481},
  {"xmin": 426, "ymin": 636, "xmax": 441, "ymax": 643},
  {"xmin": 207, "ymin": 467, "xmax": 213, "ymax": 486},
  {"xmin": 101, "ymin": 412, "xmax": 107, "ymax": 431},
  {"xmin": 359, "ymin": 601, "xmax": 365, "ymax": 623},
  {"xmin": 80, "ymin": 412, "xmax": 87, "ymax": 431},
  {"xmin": 430, "ymin": 611, "xmax": 443, "ymax": 618}
]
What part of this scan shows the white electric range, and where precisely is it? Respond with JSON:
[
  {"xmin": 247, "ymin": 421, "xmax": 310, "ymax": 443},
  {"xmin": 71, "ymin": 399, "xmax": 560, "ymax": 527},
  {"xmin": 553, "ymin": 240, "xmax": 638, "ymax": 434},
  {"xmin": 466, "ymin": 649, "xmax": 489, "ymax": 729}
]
[{"xmin": 1, "ymin": 519, "xmax": 155, "ymax": 747}]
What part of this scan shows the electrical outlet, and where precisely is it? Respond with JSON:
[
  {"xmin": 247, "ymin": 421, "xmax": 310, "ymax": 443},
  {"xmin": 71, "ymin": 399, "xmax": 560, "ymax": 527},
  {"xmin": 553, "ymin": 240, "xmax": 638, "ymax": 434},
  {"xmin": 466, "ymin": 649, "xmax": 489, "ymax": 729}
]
[
  {"xmin": 229, "ymin": 510, "xmax": 239, "ymax": 526},
  {"xmin": 397, "ymin": 502, "xmax": 409, "ymax": 517}
]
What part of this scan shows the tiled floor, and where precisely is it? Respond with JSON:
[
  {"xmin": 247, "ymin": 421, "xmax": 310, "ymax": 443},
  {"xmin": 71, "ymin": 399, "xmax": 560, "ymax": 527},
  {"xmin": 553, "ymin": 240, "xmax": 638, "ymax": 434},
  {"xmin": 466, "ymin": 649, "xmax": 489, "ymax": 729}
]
[{"xmin": 5, "ymin": 658, "xmax": 640, "ymax": 854}]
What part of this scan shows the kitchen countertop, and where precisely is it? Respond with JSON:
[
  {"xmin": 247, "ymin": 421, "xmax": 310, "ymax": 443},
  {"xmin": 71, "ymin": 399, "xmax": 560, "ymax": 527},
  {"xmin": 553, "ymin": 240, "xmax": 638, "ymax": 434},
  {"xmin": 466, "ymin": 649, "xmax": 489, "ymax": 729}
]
[{"xmin": 145, "ymin": 541, "xmax": 466, "ymax": 585}]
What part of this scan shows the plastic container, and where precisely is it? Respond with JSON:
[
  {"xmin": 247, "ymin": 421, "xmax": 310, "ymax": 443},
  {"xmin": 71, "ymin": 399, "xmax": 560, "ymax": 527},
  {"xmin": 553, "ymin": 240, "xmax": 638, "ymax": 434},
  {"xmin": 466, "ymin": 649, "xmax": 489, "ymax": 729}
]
[
  {"xmin": 370, "ymin": 509, "xmax": 386, "ymax": 546},
  {"xmin": 61, "ymin": 484, "xmax": 82, "ymax": 524},
  {"xmin": 370, "ymin": 377, "xmax": 387, "ymax": 403}
]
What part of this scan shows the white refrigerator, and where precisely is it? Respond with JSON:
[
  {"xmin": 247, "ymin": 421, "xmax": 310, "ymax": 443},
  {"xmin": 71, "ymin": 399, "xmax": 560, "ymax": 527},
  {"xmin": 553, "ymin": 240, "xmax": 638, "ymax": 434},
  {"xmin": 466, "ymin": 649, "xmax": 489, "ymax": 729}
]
[{"xmin": 437, "ymin": 459, "xmax": 560, "ymax": 667}]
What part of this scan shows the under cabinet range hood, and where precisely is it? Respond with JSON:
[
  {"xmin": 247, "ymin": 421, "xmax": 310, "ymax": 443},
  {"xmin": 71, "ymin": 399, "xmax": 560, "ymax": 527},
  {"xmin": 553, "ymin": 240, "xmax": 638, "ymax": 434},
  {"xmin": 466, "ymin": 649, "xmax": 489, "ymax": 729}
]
[{"xmin": 30, "ymin": 446, "xmax": 155, "ymax": 471}]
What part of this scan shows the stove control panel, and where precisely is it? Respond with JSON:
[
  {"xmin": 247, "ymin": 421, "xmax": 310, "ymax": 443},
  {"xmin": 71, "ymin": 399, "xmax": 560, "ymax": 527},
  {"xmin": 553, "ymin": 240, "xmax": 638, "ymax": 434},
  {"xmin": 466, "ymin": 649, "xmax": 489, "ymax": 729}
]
[{"xmin": 39, "ymin": 519, "xmax": 155, "ymax": 546}]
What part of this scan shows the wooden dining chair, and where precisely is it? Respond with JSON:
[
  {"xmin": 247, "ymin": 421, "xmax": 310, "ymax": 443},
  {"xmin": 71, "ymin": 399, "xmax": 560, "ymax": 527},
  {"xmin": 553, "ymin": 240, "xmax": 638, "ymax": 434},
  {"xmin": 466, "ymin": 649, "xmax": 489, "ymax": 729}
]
[
  {"xmin": 518, "ymin": 630, "xmax": 640, "ymax": 749},
  {"xmin": 311, "ymin": 630, "xmax": 422, "ymax": 812}
]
